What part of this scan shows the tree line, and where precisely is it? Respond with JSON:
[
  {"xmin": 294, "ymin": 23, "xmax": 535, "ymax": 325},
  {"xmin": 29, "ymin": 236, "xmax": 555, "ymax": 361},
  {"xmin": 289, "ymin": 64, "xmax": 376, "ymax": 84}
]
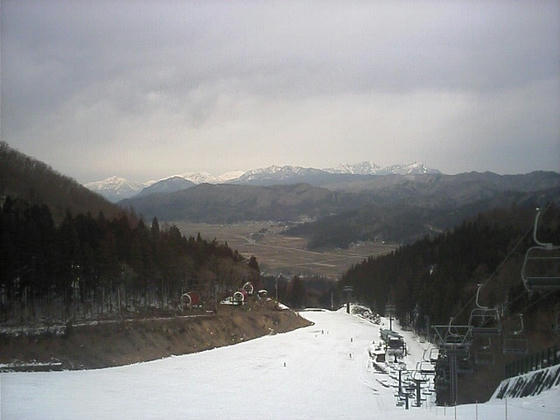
[
  {"xmin": 261, "ymin": 274, "xmax": 337, "ymax": 309},
  {"xmin": 0, "ymin": 196, "xmax": 258, "ymax": 323}
]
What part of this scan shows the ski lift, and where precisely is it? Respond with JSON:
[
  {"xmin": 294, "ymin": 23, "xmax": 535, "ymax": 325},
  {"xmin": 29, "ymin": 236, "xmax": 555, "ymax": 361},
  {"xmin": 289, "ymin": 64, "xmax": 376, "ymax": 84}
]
[
  {"xmin": 242, "ymin": 282, "xmax": 254, "ymax": 296},
  {"xmin": 416, "ymin": 360, "xmax": 436, "ymax": 376},
  {"xmin": 521, "ymin": 208, "xmax": 560, "ymax": 292},
  {"xmin": 457, "ymin": 352, "xmax": 474, "ymax": 374},
  {"xmin": 468, "ymin": 283, "xmax": 501, "ymax": 335},
  {"xmin": 502, "ymin": 313, "xmax": 528, "ymax": 355},
  {"xmin": 180, "ymin": 292, "xmax": 192, "ymax": 311},
  {"xmin": 179, "ymin": 291, "xmax": 200, "ymax": 311},
  {"xmin": 432, "ymin": 317, "xmax": 472, "ymax": 350},
  {"xmin": 474, "ymin": 337, "xmax": 494, "ymax": 366},
  {"xmin": 232, "ymin": 290, "xmax": 246, "ymax": 305},
  {"xmin": 411, "ymin": 368, "xmax": 429, "ymax": 382},
  {"xmin": 423, "ymin": 347, "xmax": 440, "ymax": 364}
]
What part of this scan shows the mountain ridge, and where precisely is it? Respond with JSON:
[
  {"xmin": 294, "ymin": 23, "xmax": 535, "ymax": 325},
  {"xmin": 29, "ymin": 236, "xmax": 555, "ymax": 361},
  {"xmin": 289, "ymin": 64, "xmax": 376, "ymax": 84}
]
[
  {"xmin": 120, "ymin": 171, "xmax": 560, "ymax": 247},
  {"xmin": 119, "ymin": 182, "xmax": 361, "ymax": 223},
  {"xmin": 135, "ymin": 176, "xmax": 196, "ymax": 198},
  {"xmin": 84, "ymin": 161, "xmax": 443, "ymax": 201}
]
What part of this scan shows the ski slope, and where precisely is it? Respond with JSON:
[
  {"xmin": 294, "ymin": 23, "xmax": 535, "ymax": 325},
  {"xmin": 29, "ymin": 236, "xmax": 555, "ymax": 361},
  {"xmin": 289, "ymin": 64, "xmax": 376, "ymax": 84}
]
[{"xmin": 1, "ymin": 308, "xmax": 559, "ymax": 419}]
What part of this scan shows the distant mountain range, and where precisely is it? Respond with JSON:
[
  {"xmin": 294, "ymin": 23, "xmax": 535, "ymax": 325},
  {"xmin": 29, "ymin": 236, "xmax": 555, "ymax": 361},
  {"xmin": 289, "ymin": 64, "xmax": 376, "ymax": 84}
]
[
  {"xmin": 326, "ymin": 161, "xmax": 439, "ymax": 176},
  {"xmin": 119, "ymin": 170, "xmax": 560, "ymax": 229},
  {"xmin": 120, "ymin": 183, "xmax": 353, "ymax": 223},
  {"xmin": 83, "ymin": 162, "xmax": 560, "ymax": 250},
  {"xmin": 4, "ymin": 142, "xmax": 560, "ymax": 251},
  {"xmin": 85, "ymin": 162, "xmax": 440, "ymax": 202}
]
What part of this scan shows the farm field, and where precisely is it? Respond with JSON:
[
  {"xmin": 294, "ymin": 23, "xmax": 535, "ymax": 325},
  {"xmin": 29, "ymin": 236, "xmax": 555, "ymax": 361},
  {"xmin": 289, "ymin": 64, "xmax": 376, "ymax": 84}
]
[{"xmin": 174, "ymin": 221, "xmax": 397, "ymax": 279}]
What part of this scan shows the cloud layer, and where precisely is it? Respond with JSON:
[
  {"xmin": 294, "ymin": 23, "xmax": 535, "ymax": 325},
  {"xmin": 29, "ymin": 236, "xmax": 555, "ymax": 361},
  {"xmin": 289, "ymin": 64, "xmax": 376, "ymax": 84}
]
[{"xmin": 2, "ymin": 1, "xmax": 559, "ymax": 182}]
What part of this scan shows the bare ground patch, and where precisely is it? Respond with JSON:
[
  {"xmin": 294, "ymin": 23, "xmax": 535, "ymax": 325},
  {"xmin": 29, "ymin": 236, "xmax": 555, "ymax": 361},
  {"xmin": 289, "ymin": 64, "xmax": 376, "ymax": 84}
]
[{"xmin": 0, "ymin": 301, "xmax": 311, "ymax": 371}]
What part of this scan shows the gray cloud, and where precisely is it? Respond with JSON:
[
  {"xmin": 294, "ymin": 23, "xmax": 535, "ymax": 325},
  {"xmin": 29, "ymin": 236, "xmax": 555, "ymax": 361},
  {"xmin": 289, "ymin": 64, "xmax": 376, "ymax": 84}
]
[{"xmin": 2, "ymin": 0, "xmax": 559, "ymax": 182}]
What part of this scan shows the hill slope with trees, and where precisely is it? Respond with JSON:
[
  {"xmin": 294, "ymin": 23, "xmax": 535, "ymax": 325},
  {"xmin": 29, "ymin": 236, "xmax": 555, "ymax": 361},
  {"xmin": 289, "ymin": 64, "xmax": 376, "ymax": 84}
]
[
  {"xmin": 288, "ymin": 188, "xmax": 560, "ymax": 249},
  {"xmin": 340, "ymin": 205, "xmax": 560, "ymax": 403},
  {"xmin": 120, "ymin": 182, "xmax": 368, "ymax": 222},
  {"xmin": 0, "ymin": 142, "xmax": 122, "ymax": 222},
  {"xmin": 0, "ymin": 197, "xmax": 258, "ymax": 323},
  {"xmin": 0, "ymin": 144, "xmax": 261, "ymax": 323}
]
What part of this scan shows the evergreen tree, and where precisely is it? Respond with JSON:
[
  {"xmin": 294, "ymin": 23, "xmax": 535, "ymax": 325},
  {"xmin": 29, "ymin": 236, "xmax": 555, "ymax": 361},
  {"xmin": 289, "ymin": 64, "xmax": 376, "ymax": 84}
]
[{"xmin": 0, "ymin": 196, "xmax": 258, "ymax": 322}]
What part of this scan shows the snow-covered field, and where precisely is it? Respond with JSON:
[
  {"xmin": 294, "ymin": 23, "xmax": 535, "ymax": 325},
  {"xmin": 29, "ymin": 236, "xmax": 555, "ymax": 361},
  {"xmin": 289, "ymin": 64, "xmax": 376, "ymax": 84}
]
[{"xmin": 1, "ymin": 308, "xmax": 559, "ymax": 419}]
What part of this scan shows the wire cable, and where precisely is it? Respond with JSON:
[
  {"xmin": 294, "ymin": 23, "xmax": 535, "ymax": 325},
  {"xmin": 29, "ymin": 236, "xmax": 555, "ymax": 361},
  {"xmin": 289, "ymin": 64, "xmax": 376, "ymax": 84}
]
[{"xmin": 453, "ymin": 202, "xmax": 555, "ymax": 323}]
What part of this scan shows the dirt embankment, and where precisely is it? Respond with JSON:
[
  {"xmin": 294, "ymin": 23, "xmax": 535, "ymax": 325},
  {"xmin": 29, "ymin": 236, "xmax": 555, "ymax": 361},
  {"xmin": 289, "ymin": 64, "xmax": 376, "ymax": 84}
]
[{"xmin": 0, "ymin": 301, "xmax": 311, "ymax": 370}]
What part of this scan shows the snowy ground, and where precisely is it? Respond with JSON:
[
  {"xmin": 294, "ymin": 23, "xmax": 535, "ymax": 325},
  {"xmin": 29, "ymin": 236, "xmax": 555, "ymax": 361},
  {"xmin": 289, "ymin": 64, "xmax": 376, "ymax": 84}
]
[{"xmin": 1, "ymin": 307, "xmax": 559, "ymax": 419}]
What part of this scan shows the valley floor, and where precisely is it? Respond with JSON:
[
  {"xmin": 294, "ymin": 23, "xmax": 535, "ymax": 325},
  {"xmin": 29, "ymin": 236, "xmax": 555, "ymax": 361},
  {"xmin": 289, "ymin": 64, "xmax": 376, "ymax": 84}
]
[
  {"xmin": 175, "ymin": 221, "xmax": 396, "ymax": 278},
  {"xmin": 2, "ymin": 308, "xmax": 559, "ymax": 419}
]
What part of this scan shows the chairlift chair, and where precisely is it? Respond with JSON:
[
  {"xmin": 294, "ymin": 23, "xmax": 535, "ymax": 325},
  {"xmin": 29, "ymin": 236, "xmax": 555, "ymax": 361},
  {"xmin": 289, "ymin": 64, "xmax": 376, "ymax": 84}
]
[
  {"xmin": 521, "ymin": 208, "xmax": 560, "ymax": 292},
  {"xmin": 457, "ymin": 351, "xmax": 474, "ymax": 374},
  {"xmin": 502, "ymin": 313, "xmax": 528, "ymax": 355},
  {"xmin": 428, "ymin": 348, "xmax": 440, "ymax": 364},
  {"xmin": 474, "ymin": 337, "xmax": 495, "ymax": 366},
  {"xmin": 468, "ymin": 283, "xmax": 502, "ymax": 335},
  {"xmin": 423, "ymin": 347, "xmax": 440, "ymax": 365},
  {"xmin": 411, "ymin": 366, "xmax": 427, "ymax": 382},
  {"xmin": 432, "ymin": 317, "xmax": 472, "ymax": 351},
  {"xmin": 417, "ymin": 360, "xmax": 436, "ymax": 376}
]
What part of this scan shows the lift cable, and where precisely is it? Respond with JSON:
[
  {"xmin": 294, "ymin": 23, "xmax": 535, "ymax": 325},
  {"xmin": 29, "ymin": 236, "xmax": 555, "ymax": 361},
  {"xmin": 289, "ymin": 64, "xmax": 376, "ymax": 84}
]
[
  {"xmin": 445, "ymin": 202, "xmax": 557, "ymax": 341},
  {"xmin": 450, "ymin": 204, "xmax": 545, "ymax": 322}
]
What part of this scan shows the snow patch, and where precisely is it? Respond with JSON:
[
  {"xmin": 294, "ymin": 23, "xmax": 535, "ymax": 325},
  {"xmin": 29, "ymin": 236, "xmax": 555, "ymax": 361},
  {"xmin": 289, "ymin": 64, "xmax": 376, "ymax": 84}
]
[{"xmin": 3, "ymin": 310, "xmax": 558, "ymax": 419}]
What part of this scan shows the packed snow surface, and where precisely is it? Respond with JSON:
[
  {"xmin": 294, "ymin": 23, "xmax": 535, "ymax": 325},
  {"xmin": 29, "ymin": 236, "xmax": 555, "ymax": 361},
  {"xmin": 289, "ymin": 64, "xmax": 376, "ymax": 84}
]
[{"xmin": 2, "ymin": 308, "xmax": 559, "ymax": 419}]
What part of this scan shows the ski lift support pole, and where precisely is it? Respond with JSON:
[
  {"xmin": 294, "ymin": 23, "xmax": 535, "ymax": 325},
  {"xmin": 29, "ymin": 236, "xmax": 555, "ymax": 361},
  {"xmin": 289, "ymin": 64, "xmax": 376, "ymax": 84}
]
[
  {"xmin": 432, "ymin": 320, "xmax": 473, "ymax": 407},
  {"xmin": 343, "ymin": 286, "xmax": 353, "ymax": 314},
  {"xmin": 413, "ymin": 377, "xmax": 427, "ymax": 407},
  {"xmin": 448, "ymin": 345, "xmax": 459, "ymax": 406},
  {"xmin": 386, "ymin": 304, "xmax": 396, "ymax": 331}
]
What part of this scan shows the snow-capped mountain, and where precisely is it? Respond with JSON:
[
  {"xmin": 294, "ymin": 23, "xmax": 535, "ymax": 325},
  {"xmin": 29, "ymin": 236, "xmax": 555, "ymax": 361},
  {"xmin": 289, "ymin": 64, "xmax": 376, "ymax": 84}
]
[
  {"xmin": 86, "ymin": 171, "xmax": 244, "ymax": 201},
  {"xmin": 376, "ymin": 162, "xmax": 440, "ymax": 175},
  {"xmin": 84, "ymin": 176, "xmax": 144, "ymax": 202},
  {"xmin": 324, "ymin": 161, "xmax": 382, "ymax": 175},
  {"xmin": 234, "ymin": 165, "xmax": 328, "ymax": 185},
  {"xmin": 186, "ymin": 162, "xmax": 441, "ymax": 186},
  {"xmin": 178, "ymin": 171, "xmax": 246, "ymax": 184},
  {"xmin": 86, "ymin": 162, "xmax": 441, "ymax": 200},
  {"xmin": 214, "ymin": 170, "xmax": 245, "ymax": 183},
  {"xmin": 179, "ymin": 172, "xmax": 219, "ymax": 184},
  {"xmin": 323, "ymin": 161, "xmax": 439, "ymax": 176},
  {"xmin": 135, "ymin": 176, "xmax": 195, "ymax": 197}
]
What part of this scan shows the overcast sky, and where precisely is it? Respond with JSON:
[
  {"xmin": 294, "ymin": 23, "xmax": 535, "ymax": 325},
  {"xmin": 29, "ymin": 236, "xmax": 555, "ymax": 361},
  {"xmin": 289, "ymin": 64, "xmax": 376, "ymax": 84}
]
[{"xmin": 2, "ymin": 1, "xmax": 559, "ymax": 183}]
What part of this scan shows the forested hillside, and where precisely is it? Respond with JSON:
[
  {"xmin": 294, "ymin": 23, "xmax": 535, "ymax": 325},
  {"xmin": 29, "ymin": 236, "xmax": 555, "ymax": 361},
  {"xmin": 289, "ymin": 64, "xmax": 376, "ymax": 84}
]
[
  {"xmin": 341, "ymin": 205, "xmax": 560, "ymax": 325},
  {"xmin": 0, "ymin": 197, "xmax": 258, "ymax": 323},
  {"xmin": 340, "ymin": 205, "xmax": 560, "ymax": 402},
  {"xmin": 0, "ymin": 142, "xmax": 121, "ymax": 222},
  {"xmin": 120, "ymin": 182, "xmax": 367, "ymax": 222},
  {"xmin": 287, "ymin": 188, "xmax": 560, "ymax": 249}
]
